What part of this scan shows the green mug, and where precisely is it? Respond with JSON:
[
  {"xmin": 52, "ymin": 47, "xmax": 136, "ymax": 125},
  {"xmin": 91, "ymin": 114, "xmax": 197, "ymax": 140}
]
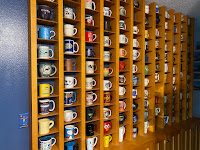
[{"xmin": 145, "ymin": 65, "xmax": 149, "ymax": 75}]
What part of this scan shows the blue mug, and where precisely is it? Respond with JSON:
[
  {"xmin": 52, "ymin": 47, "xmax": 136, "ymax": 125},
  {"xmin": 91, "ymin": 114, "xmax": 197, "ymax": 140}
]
[
  {"xmin": 64, "ymin": 39, "xmax": 79, "ymax": 54},
  {"xmin": 64, "ymin": 140, "xmax": 76, "ymax": 150},
  {"xmin": 156, "ymin": 15, "xmax": 160, "ymax": 24},
  {"xmin": 133, "ymin": 113, "xmax": 138, "ymax": 123},
  {"xmin": 156, "ymin": 5, "xmax": 159, "ymax": 13},
  {"xmin": 39, "ymin": 27, "xmax": 56, "ymax": 39},
  {"xmin": 181, "ymin": 25, "xmax": 183, "ymax": 31},
  {"xmin": 145, "ymin": 55, "xmax": 149, "ymax": 63},
  {"xmin": 132, "ymin": 101, "xmax": 138, "ymax": 110},
  {"xmin": 132, "ymin": 89, "xmax": 137, "ymax": 98},
  {"xmin": 64, "ymin": 91, "xmax": 76, "ymax": 105},
  {"xmin": 145, "ymin": 112, "xmax": 148, "ymax": 120},
  {"xmin": 174, "ymin": 26, "xmax": 177, "ymax": 33},
  {"xmin": 65, "ymin": 125, "xmax": 79, "ymax": 140},
  {"xmin": 133, "ymin": 75, "xmax": 139, "ymax": 85},
  {"xmin": 86, "ymin": 48, "xmax": 95, "ymax": 57}
]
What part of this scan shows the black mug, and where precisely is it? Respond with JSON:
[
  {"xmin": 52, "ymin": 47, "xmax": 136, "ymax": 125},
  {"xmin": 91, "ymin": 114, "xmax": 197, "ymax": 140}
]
[
  {"xmin": 104, "ymin": 20, "xmax": 112, "ymax": 31},
  {"xmin": 86, "ymin": 123, "xmax": 94, "ymax": 136},
  {"xmin": 86, "ymin": 48, "xmax": 95, "ymax": 57},
  {"xmin": 37, "ymin": 5, "xmax": 54, "ymax": 20},
  {"xmin": 134, "ymin": 0, "xmax": 140, "ymax": 8},
  {"xmin": 86, "ymin": 107, "xmax": 95, "ymax": 121},
  {"xmin": 119, "ymin": 113, "xmax": 126, "ymax": 124}
]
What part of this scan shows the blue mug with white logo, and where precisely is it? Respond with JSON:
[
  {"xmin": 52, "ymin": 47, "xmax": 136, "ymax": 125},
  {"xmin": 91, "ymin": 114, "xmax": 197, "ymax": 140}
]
[
  {"xmin": 64, "ymin": 91, "xmax": 76, "ymax": 105},
  {"xmin": 174, "ymin": 26, "xmax": 177, "ymax": 33},
  {"xmin": 39, "ymin": 27, "xmax": 56, "ymax": 39},
  {"xmin": 133, "ymin": 113, "xmax": 139, "ymax": 123},
  {"xmin": 64, "ymin": 39, "xmax": 79, "ymax": 54},
  {"xmin": 133, "ymin": 75, "xmax": 139, "ymax": 85},
  {"xmin": 145, "ymin": 55, "xmax": 149, "ymax": 63},
  {"xmin": 65, "ymin": 125, "xmax": 79, "ymax": 140}
]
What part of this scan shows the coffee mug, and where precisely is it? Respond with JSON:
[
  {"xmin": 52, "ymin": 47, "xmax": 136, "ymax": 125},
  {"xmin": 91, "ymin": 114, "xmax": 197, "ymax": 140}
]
[
  {"xmin": 104, "ymin": 7, "xmax": 112, "ymax": 17},
  {"xmin": 145, "ymin": 5, "xmax": 149, "ymax": 14},
  {"xmin": 145, "ymin": 30, "xmax": 149, "ymax": 39},
  {"xmin": 164, "ymin": 96, "xmax": 167, "ymax": 103},
  {"xmin": 86, "ymin": 31, "xmax": 97, "ymax": 42},
  {"xmin": 119, "ymin": 86, "xmax": 126, "ymax": 96},
  {"xmin": 165, "ymin": 22, "xmax": 168, "ymax": 29},
  {"xmin": 85, "ymin": 77, "xmax": 96, "ymax": 90},
  {"xmin": 64, "ymin": 141, "xmax": 76, "ymax": 150},
  {"xmin": 156, "ymin": 14, "xmax": 160, "ymax": 24},
  {"xmin": 103, "ymin": 108, "xmax": 112, "ymax": 119},
  {"xmin": 133, "ymin": 75, "xmax": 139, "ymax": 85},
  {"xmin": 119, "ymin": 20, "xmax": 126, "ymax": 29},
  {"xmin": 134, "ymin": 0, "xmax": 139, "ymax": 7},
  {"xmin": 133, "ymin": 39, "xmax": 139, "ymax": 47},
  {"xmin": 145, "ymin": 112, "xmax": 148, "ymax": 120},
  {"xmin": 104, "ymin": 92, "xmax": 112, "ymax": 104},
  {"xmin": 104, "ymin": 80, "xmax": 112, "ymax": 91},
  {"xmin": 39, "ymin": 99, "xmax": 55, "ymax": 115},
  {"xmin": 132, "ymin": 64, "xmax": 138, "ymax": 73},
  {"xmin": 86, "ymin": 92, "xmax": 97, "ymax": 105},
  {"xmin": 145, "ymin": 41, "xmax": 149, "ymax": 50},
  {"xmin": 133, "ymin": 113, "xmax": 138, "ymax": 123},
  {"xmin": 39, "ymin": 136, "xmax": 56, "ymax": 150},
  {"xmin": 64, "ymin": 59, "xmax": 76, "ymax": 71},
  {"xmin": 38, "ymin": 46, "xmax": 54, "ymax": 59},
  {"xmin": 64, "ymin": 39, "xmax": 79, "ymax": 54},
  {"xmin": 144, "ymin": 121, "xmax": 150, "ymax": 134},
  {"xmin": 119, "ymin": 6, "xmax": 126, "ymax": 16},
  {"xmin": 104, "ymin": 135, "xmax": 112, "ymax": 148},
  {"xmin": 145, "ymin": 100, "xmax": 149, "ymax": 109},
  {"xmin": 85, "ymin": 0, "xmax": 96, "ymax": 10},
  {"xmin": 104, "ymin": 67, "xmax": 113, "ymax": 76},
  {"xmin": 39, "ymin": 84, "xmax": 54, "ymax": 97},
  {"xmin": 155, "ymin": 28, "xmax": 159, "ymax": 37},
  {"xmin": 39, "ymin": 27, "xmax": 56, "ymax": 40},
  {"xmin": 155, "ymin": 107, "xmax": 160, "ymax": 116},
  {"xmin": 119, "ymin": 113, "xmax": 126, "ymax": 124},
  {"xmin": 119, "ymin": 75, "xmax": 126, "ymax": 84},
  {"xmin": 119, "ymin": 101, "xmax": 126, "ymax": 112},
  {"xmin": 133, "ymin": 26, "xmax": 139, "ymax": 34},
  {"xmin": 119, "ymin": 48, "xmax": 127, "ymax": 57},
  {"xmin": 64, "ymin": 7, "xmax": 76, "ymax": 19},
  {"xmin": 87, "ymin": 137, "xmax": 98, "ymax": 150},
  {"xmin": 173, "ymin": 77, "xmax": 176, "ymax": 84},
  {"xmin": 165, "ymin": 44, "xmax": 168, "ymax": 51},
  {"xmin": 119, "ymin": 34, "xmax": 128, "ymax": 44},
  {"xmin": 164, "ymin": 116, "xmax": 169, "ymax": 125},
  {"xmin": 133, "ymin": 50, "xmax": 140, "ymax": 60},
  {"xmin": 104, "ymin": 121, "xmax": 112, "ymax": 133},
  {"xmin": 64, "ymin": 91, "xmax": 76, "ymax": 105},
  {"xmin": 144, "ymin": 90, "xmax": 148, "ymax": 99},
  {"xmin": 132, "ymin": 89, "xmax": 137, "ymax": 98},
  {"xmin": 173, "ymin": 86, "xmax": 176, "ymax": 91},
  {"xmin": 38, "ymin": 118, "xmax": 54, "ymax": 135},
  {"xmin": 145, "ymin": 17, "xmax": 149, "ymax": 25},
  {"xmin": 104, "ymin": 20, "xmax": 112, "ymax": 31},
  {"xmin": 39, "ymin": 62, "xmax": 57, "ymax": 77},
  {"xmin": 86, "ymin": 48, "xmax": 95, "ymax": 57},
  {"xmin": 64, "ymin": 110, "xmax": 77, "ymax": 122},
  {"xmin": 165, "ymin": 11, "xmax": 170, "ymax": 18},
  {"xmin": 145, "ymin": 55, "xmax": 149, "ymax": 63},
  {"xmin": 119, "ymin": 126, "xmax": 125, "ymax": 142},
  {"xmin": 104, "ymin": 36, "xmax": 112, "ymax": 46},
  {"xmin": 37, "ymin": 5, "xmax": 54, "ymax": 20},
  {"xmin": 155, "ymin": 96, "xmax": 159, "ymax": 104},
  {"xmin": 165, "ymin": 53, "xmax": 167, "ymax": 61},
  {"xmin": 64, "ymin": 76, "xmax": 77, "ymax": 88},
  {"xmin": 155, "ymin": 39, "xmax": 159, "ymax": 48},
  {"xmin": 155, "ymin": 52, "xmax": 160, "ymax": 60},
  {"xmin": 119, "ymin": 61, "xmax": 126, "ymax": 71},
  {"xmin": 132, "ymin": 101, "xmax": 138, "ymax": 110},
  {"xmin": 132, "ymin": 126, "xmax": 138, "ymax": 138},
  {"xmin": 65, "ymin": 125, "xmax": 79, "ymax": 139},
  {"xmin": 64, "ymin": 24, "xmax": 77, "ymax": 37},
  {"xmin": 86, "ymin": 15, "xmax": 94, "ymax": 26},
  {"xmin": 145, "ymin": 65, "xmax": 149, "ymax": 75},
  {"xmin": 86, "ymin": 61, "xmax": 97, "ymax": 74},
  {"xmin": 164, "ymin": 63, "xmax": 168, "ymax": 73},
  {"xmin": 103, "ymin": 51, "xmax": 113, "ymax": 61},
  {"xmin": 144, "ymin": 78, "xmax": 149, "ymax": 87},
  {"xmin": 86, "ymin": 107, "xmax": 95, "ymax": 121},
  {"xmin": 155, "ymin": 63, "xmax": 160, "ymax": 71},
  {"xmin": 155, "ymin": 73, "xmax": 159, "ymax": 82},
  {"xmin": 174, "ymin": 26, "xmax": 177, "ymax": 33},
  {"xmin": 86, "ymin": 123, "xmax": 94, "ymax": 136}
]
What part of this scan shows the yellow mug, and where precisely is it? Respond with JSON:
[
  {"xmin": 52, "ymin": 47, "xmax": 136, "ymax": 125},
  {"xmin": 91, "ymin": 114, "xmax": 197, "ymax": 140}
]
[
  {"xmin": 104, "ymin": 135, "xmax": 112, "ymax": 148},
  {"xmin": 39, "ymin": 84, "xmax": 54, "ymax": 97},
  {"xmin": 145, "ymin": 30, "xmax": 149, "ymax": 39},
  {"xmin": 38, "ymin": 118, "xmax": 54, "ymax": 135}
]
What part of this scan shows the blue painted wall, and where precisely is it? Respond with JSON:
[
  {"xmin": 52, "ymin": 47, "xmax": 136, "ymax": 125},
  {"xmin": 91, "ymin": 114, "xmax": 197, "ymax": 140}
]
[{"xmin": 0, "ymin": 0, "xmax": 29, "ymax": 149}]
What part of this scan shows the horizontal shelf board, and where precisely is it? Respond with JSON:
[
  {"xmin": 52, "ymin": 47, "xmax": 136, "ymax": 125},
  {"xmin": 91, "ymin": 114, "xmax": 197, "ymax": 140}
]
[
  {"xmin": 64, "ymin": 134, "xmax": 81, "ymax": 143},
  {"xmin": 104, "ymin": 117, "xmax": 115, "ymax": 121},
  {"xmin": 38, "ymin": 127, "xmax": 59, "ymax": 137},
  {"xmin": 64, "ymin": 118, "xmax": 81, "ymax": 125},
  {"xmin": 85, "ymin": 41, "xmax": 99, "ymax": 45},
  {"xmin": 134, "ymin": 20, "xmax": 141, "ymax": 25},
  {"xmin": 85, "ymin": 8, "xmax": 99, "ymax": 15},
  {"xmin": 37, "ymin": 58, "xmax": 59, "ymax": 61},
  {"xmin": 37, "ymin": 18, "xmax": 58, "ymax": 26},
  {"xmin": 134, "ymin": 7, "xmax": 142, "ymax": 12},
  {"xmin": 86, "ymin": 103, "xmax": 100, "ymax": 107},
  {"xmin": 64, "ymin": 35, "xmax": 80, "ymax": 39},
  {"xmin": 86, "ymin": 57, "xmax": 100, "ymax": 60},
  {"xmin": 104, "ymin": 103, "xmax": 115, "ymax": 107},
  {"xmin": 104, "ymin": 15, "xmax": 115, "ymax": 20},
  {"xmin": 145, "ymin": 26, "xmax": 152, "ymax": 30},
  {"xmin": 145, "ymin": 86, "xmax": 152, "ymax": 88},
  {"xmin": 63, "ymin": 17, "xmax": 80, "ymax": 24},
  {"xmin": 120, "ymin": 29, "xmax": 129, "ymax": 33},
  {"xmin": 119, "ymin": 43, "xmax": 129, "ymax": 46},
  {"xmin": 86, "ymin": 131, "xmax": 100, "ymax": 139},
  {"xmin": 104, "ymin": 130, "xmax": 115, "ymax": 136},
  {"xmin": 64, "ymin": 71, "xmax": 81, "ymax": 73},
  {"xmin": 37, "ymin": 38, "xmax": 58, "ymax": 43},
  {"xmin": 85, "ymin": 24, "xmax": 99, "ymax": 30},
  {"xmin": 104, "ymin": 60, "xmax": 115, "ymax": 63},
  {"xmin": 133, "ymin": 121, "xmax": 141, "ymax": 126},
  {"xmin": 64, "ymin": 53, "xmax": 81, "ymax": 56},
  {"xmin": 104, "ymin": 0, "xmax": 115, "ymax": 6},
  {"xmin": 86, "ymin": 73, "xmax": 100, "ymax": 76},
  {"xmin": 119, "ymin": 96, "xmax": 129, "ymax": 100},
  {"xmin": 63, "ymin": 0, "xmax": 80, "ymax": 7},
  {"xmin": 38, "ymin": 94, "xmax": 59, "ymax": 99},
  {"xmin": 64, "ymin": 103, "xmax": 81, "ymax": 108},
  {"xmin": 104, "ymin": 75, "xmax": 115, "ymax": 78},
  {"xmin": 119, "ymin": 56, "xmax": 129, "ymax": 59},
  {"xmin": 120, "ymin": 15, "xmax": 129, "ymax": 20},
  {"xmin": 119, "ymin": 70, "xmax": 129, "ymax": 73},
  {"xmin": 119, "ymin": 110, "xmax": 129, "ymax": 113},
  {"xmin": 133, "ymin": 109, "xmax": 140, "ymax": 113},
  {"xmin": 133, "ymin": 34, "xmax": 142, "ymax": 37},
  {"xmin": 38, "ymin": 111, "xmax": 59, "ymax": 118},
  {"xmin": 37, "ymin": 77, "xmax": 58, "ymax": 80},
  {"xmin": 64, "ymin": 87, "xmax": 81, "ymax": 90},
  {"xmin": 119, "ymin": 83, "xmax": 129, "ymax": 86},
  {"xmin": 37, "ymin": 0, "xmax": 58, "ymax": 7},
  {"xmin": 85, "ymin": 88, "xmax": 100, "ymax": 91},
  {"xmin": 104, "ymin": 89, "xmax": 115, "ymax": 92},
  {"xmin": 120, "ymin": 0, "xmax": 129, "ymax": 5},
  {"xmin": 132, "ymin": 97, "xmax": 141, "ymax": 100},
  {"xmin": 85, "ymin": 117, "xmax": 100, "ymax": 123},
  {"xmin": 119, "ymin": 122, "xmax": 129, "ymax": 127},
  {"xmin": 104, "ymin": 46, "xmax": 115, "ymax": 49},
  {"xmin": 104, "ymin": 30, "xmax": 116, "ymax": 35}
]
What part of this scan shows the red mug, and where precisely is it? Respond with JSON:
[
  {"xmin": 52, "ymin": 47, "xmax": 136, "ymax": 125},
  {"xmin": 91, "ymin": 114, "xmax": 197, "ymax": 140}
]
[
  {"xmin": 155, "ymin": 96, "xmax": 159, "ymax": 104},
  {"xmin": 104, "ymin": 121, "xmax": 112, "ymax": 133},
  {"xmin": 86, "ymin": 31, "xmax": 97, "ymax": 42},
  {"xmin": 119, "ymin": 61, "xmax": 126, "ymax": 71}
]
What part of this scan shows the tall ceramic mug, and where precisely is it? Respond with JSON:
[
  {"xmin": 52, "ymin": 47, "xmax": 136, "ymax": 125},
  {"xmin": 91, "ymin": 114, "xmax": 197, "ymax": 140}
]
[
  {"xmin": 86, "ymin": 91, "xmax": 97, "ymax": 105},
  {"xmin": 86, "ymin": 137, "xmax": 98, "ymax": 150},
  {"xmin": 119, "ymin": 126, "xmax": 125, "ymax": 142},
  {"xmin": 64, "ymin": 7, "xmax": 76, "ymax": 19},
  {"xmin": 133, "ymin": 50, "xmax": 140, "ymax": 60},
  {"xmin": 38, "ymin": 118, "xmax": 54, "ymax": 135}
]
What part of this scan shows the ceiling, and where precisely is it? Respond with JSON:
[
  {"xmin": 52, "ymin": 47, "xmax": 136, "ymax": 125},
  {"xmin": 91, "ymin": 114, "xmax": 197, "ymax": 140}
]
[{"xmin": 145, "ymin": 0, "xmax": 200, "ymax": 18}]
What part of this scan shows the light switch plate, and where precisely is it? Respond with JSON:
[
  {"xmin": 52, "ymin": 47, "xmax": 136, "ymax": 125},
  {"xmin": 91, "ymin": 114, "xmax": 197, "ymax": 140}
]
[{"xmin": 19, "ymin": 113, "xmax": 29, "ymax": 128}]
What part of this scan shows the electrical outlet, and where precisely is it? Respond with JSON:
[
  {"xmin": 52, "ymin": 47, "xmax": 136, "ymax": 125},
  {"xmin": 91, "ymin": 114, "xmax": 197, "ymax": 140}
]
[{"xmin": 19, "ymin": 113, "xmax": 29, "ymax": 128}]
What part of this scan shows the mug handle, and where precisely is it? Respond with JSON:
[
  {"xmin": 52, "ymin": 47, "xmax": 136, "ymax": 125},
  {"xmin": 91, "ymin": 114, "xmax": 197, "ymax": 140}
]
[
  {"xmin": 123, "ymin": 102, "xmax": 126, "ymax": 109},
  {"xmin": 73, "ymin": 12, "xmax": 76, "ymax": 19},
  {"xmin": 109, "ymin": 39, "xmax": 112, "ymax": 46},
  {"xmin": 109, "ymin": 135, "xmax": 112, "ymax": 142},
  {"xmin": 136, "ymin": 41, "xmax": 139, "ymax": 47},
  {"xmin": 93, "ymin": 93, "xmax": 97, "ymax": 102},
  {"xmin": 108, "ymin": 109, "xmax": 112, "ymax": 117},
  {"xmin": 109, "ymin": 10, "xmax": 112, "ymax": 17},
  {"xmin": 51, "ymin": 137, "xmax": 56, "ymax": 147},
  {"xmin": 72, "ymin": 92, "xmax": 77, "ymax": 102},
  {"xmin": 124, "ymin": 24, "xmax": 126, "ymax": 30},
  {"xmin": 137, "ymin": 51, "xmax": 140, "ymax": 58},
  {"xmin": 72, "ymin": 61, "xmax": 76, "ymax": 67},
  {"xmin": 73, "ymin": 28, "xmax": 78, "ymax": 36},
  {"xmin": 137, "ymin": 28, "xmax": 139, "ymax": 33},
  {"xmin": 50, "ymin": 85, "xmax": 54, "ymax": 94},
  {"xmin": 93, "ymin": 34, "xmax": 97, "ymax": 41},
  {"xmin": 49, "ymin": 120, "xmax": 54, "ymax": 129},
  {"xmin": 49, "ymin": 100, "xmax": 55, "ymax": 111},
  {"xmin": 50, "ymin": 10, "xmax": 55, "ymax": 21},
  {"xmin": 49, "ymin": 49, "xmax": 54, "ymax": 58},
  {"xmin": 93, "ymin": 137, "xmax": 98, "ymax": 147},
  {"xmin": 125, "ymin": 37, "xmax": 128, "ymax": 43},
  {"xmin": 94, "ymin": 64, "xmax": 97, "ymax": 71},
  {"xmin": 73, "ymin": 42, "xmax": 79, "ymax": 53},
  {"xmin": 50, "ymin": 64, "xmax": 57, "ymax": 76},
  {"xmin": 92, "ymin": 1, "xmax": 96, "ymax": 10},
  {"xmin": 123, "ymin": 76, "xmax": 126, "ymax": 83},
  {"xmin": 123, "ymin": 126, "xmax": 126, "ymax": 135},
  {"xmin": 92, "ymin": 79, "xmax": 97, "ymax": 86},
  {"xmin": 124, "ymin": 50, "xmax": 127, "ymax": 56},
  {"xmin": 123, "ymin": 87, "xmax": 126, "ymax": 95},
  {"xmin": 74, "ymin": 127, "xmax": 79, "ymax": 135},
  {"xmin": 135, "ymin": 65, "xmax": 138, "ymax": 72},
  {"xmin": 158, "ymin": 108, "xmax": 160, "ymax": 113},
  {"xmin": 50, "ymin": 31, "xmax": 56, "ymax": 39},
  {"xmin": 109, "ymin": 81, "xmax": 112, "ymax": 88},
  {"xmin": 73, "ymin": 112, "xmax": 77, "ymax": 119},
  {"xmin": 108, "ymin": 67, "xmax": 113, "ymax": 75},
  {"xmin": 74, "ymin": 78, "xmax": 77, "ymax": 86}
]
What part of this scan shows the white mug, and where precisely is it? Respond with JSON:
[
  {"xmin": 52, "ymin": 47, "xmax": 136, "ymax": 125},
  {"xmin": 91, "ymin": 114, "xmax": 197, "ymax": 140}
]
[
  {"xmin": 104, "ymin": 36, "xmax": 112, "ymax": 46},
  {"xmin": 119, "ymin": 34, "xmax": 128, "ymax": 44},
  {"xmin": 173, "ymin": 77, "xmax": 176, "ymax": 84},
  {"xmin": 145, "ymin": 100, "xmax": 149, "ymax": 108},
  {"xmin": 165, "ymin": 11, "xmax": 170, "ymax": 18},
  {"xmin": 173, "ymin": 46, "xmax": 176, "ymax": 53},
  {"xmin": 38, "ymin": 46, "xmax": 54, "ymax": 59},
  {"xmin": 103, "ymin": 51, "xmax": 112, "ymax": 61},
  {"xmin": 155, "ymin": 28, "xmax": 159, "ymax": 37},
  {"xmin": 104, "ymin": 7, "xmax": 112, "ymax": 17},
  {"xmin": 104, "ymin": 80, "xmax": 112, "ymax": 91},
  {"xmin": 173, "ymin": 67, "xmax": 176, "ymax": 74},
  {"xmin": 119, "ymin": 126, "xmax": 125, "ymax": 142},
  {"xmin": 164, "ymin": 63, "xmax": 168, "ymax": 73},
  {"xmin": 133, "ymin": 39, "xmax": 139, "ymax": 47},
  {"xmin": 165, "ymin": 53, "xmax": 167, "ymax": 62},
  {"xmin": 173, "ymin": 86, "xmax": 176, "ymax": 91},
  {"xmin": 64, "ymin": 76, "xmax": 77, "ymax": 88},
  {"xmin": 145, "ymin": 5, "xmax": 149, "ymax": 14},
  {"xmin": 133, "ymin": 26, "xmax": 139, "ymax": 34},
  {"xmin": 165, "ymin": 22, "xmax": 168, "ymax": 29},
  {"xmin": 119, "ymin": 86, "xmax": 126, "ymax": 96},
  {"xmin": 87, "ymin": 137, "xmax": 98, "ymax": 150},
  {"xmin": 85, "ymin": 0, "xmax": 96, "ymax": 10},
  {"xmin": 164, "ymin": 96, "xmax": 167, "ymax": 103},
  {"xmin": 64, "ymin": 110, "xmax": 77, "ymax": 122},
  {"xmin": 144, "ymin": 121, "xmax": 150, "ymax": 134},
  {"xmin": 64, "ymin": 7, "xmax": 76, "ymax": 19},
  {"xmin": 119, "ymin": 6, "xmax": 126, "ymax": 16},
  {"xmin": 86, "ymin": 77, "xmax": 96, "ymax": 90},
  {"xmin": 132, "ymin": 64, "xmax": 138, "ymax": 73},
  {"xmin": 165, "ymin": 44, "xmax": 168, "ymax": 51},
  {"xmin": 86, "ymin": 61, "xmax": 97, "ymax": 74},
  {"xmin": 144, "ymin": 90, "xmax": 148, "ymax": 99},
  {"xmin": 64, "ymin": 24, "xmax": 77, "ymax": 36},
  {"xmin": 155, "ymin": 73, "xmax": 159, "ymax": 82},
  {"xmin": 144, "ymin": 78, "xmax": 149, "ymax": 87},
  {"xmin": 39, "ymin": 136, "xmax": 56, "ymax": 150},
  {"xmin": 155, "ymin": 107, "xmax": 160, "ymax": 116},
  {"xmin": 133, "ymin": 50, "xmax": 140, "ymax": 60}
]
